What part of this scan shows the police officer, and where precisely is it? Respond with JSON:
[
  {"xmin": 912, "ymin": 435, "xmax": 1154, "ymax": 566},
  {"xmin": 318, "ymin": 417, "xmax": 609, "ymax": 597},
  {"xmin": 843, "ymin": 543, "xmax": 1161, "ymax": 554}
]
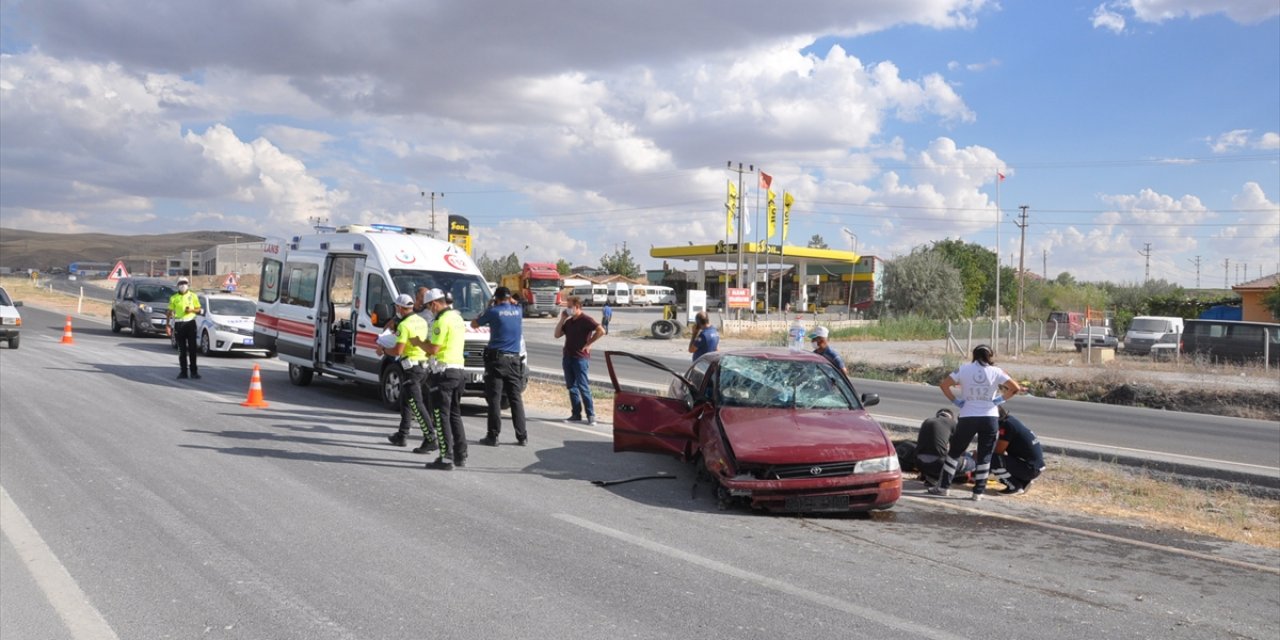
[
  {"xmin": 414, "ymin": 288, "xmax": 468, "ymax": 470},
  {"xmin": 167, "ymin": 277, "xmax": 202, "ymax": 379},
  {"xmin": 474, "ymin": 287, "xmax": 527, "ymax": 446},
  {"xmin": 378, "ymin": 294, "xmax": 437, "ymax": 453},
  {"xmin": 993, "ymin": 407, "xmax": 1044, "ymax": 495}
]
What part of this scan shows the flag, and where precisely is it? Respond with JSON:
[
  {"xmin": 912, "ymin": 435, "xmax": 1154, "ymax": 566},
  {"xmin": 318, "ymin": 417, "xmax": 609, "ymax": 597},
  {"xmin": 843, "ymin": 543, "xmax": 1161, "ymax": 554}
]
[
  {"xmin": 766, "ymin": 189, "xmax": 777, "ymax": 239},
  {"xmin": 725, "ymin": 180, "xmax": 738, "ymax": 236},
  {"xmin": 759, "ymin": 171, "xmax": 773, "ymax": 190},
  {"xmin": 997, "ymin": 172, "xmax": 1005, "ymax": 181},
  {"xmin": 782, "ymin": 191, "xmax": 794, "ymax": 242}
]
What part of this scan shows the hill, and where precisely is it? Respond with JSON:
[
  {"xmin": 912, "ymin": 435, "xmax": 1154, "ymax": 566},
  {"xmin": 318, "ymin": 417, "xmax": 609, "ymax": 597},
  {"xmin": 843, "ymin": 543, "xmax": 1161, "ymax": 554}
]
[{"xmin": 0, "ymin": 228, "xmax": 263, "ymax": 273}]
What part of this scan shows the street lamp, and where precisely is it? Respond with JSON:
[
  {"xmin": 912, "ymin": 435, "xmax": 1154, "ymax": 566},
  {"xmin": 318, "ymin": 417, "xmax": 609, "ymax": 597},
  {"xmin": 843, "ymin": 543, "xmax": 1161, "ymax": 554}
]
[{"xmin": 841, "ymin": 227, "xmax": 858, "ymax": 318}]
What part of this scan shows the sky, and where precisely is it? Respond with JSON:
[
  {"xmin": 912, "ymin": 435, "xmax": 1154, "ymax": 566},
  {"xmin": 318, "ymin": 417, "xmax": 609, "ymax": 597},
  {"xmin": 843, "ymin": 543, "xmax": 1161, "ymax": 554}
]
[{"xmin": 1, "ymin": 0, "xmax": 1277, "ymax": 288}]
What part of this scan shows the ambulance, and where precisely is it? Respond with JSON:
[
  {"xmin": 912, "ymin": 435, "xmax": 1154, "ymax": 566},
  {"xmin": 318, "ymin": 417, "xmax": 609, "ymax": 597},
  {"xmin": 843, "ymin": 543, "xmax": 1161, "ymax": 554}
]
[{"xmin": 253, "ymin": 224, "xmax": 493, "ymax": 410}]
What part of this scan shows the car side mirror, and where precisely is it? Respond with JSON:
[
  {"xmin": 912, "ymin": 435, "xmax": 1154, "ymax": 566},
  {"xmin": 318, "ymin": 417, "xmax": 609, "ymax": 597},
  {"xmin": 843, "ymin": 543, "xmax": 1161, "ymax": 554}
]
[
  {"xmin": 371, "ymin": 303, "xmax": 393, "ymax": 327},
  {"xmin": 861, "ymin": 393, "xmax": 880, "ymax": 408},
  {"xmin": 12, "ymin": 301, "xmax": 21, "ymax": 307}
]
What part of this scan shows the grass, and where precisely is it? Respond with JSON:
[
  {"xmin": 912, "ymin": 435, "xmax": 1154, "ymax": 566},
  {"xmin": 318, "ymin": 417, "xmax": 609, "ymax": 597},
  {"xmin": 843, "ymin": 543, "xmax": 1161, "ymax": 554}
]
[{"xmin": 833, "ymin": 316, "xmax": 947, "ymax": 341}]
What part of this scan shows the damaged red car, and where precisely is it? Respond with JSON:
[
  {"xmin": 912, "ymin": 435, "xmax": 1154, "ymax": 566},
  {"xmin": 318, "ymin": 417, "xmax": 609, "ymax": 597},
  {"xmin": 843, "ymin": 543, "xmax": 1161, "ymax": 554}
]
[{"xmin": 605, "ymin": 348, "xmax": 901, "ymax": 513}]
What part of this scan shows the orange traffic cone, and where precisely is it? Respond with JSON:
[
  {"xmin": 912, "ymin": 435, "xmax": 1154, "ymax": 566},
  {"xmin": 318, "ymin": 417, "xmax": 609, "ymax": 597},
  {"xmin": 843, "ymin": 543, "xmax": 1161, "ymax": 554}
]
[
  {"xmin": 240, "ymin": 364, "xmax": 270, "ymax": 408},
  {"xmin": 59, "ymin": 316, "xmax": 75, "ymax": 345}
]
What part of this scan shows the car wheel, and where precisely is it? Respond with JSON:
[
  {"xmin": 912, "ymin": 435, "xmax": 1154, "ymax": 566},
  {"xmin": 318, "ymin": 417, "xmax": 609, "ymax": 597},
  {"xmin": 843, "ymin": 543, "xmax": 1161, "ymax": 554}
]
[
  {"xmin": 110, "ymin": 313, "xmax": 122, "ymax": 333},
  {"xmin": 380, "ymin": 364, "xmax": 404, "ymax": 410},
  {"xmin": 651, "ymin": 319, "xmax": 678, "ymax": 340},
  {"xmin": 1075, "ymin": 345, "xmax": 1083, "ymax": 352},
  {"xmin": 200, "ymin": 331, "xmax": 212, "ymax": 356},
  {"xmin": 131, "ymin": 315, "xmax": 144, "ymax": 336},
  {"xmin": 288, "ymin": 363, "xmax": 314, "ymax": 386},
  {"xmin": 8, "ymin": 335, "xmax": 17, "ymax": 349}
]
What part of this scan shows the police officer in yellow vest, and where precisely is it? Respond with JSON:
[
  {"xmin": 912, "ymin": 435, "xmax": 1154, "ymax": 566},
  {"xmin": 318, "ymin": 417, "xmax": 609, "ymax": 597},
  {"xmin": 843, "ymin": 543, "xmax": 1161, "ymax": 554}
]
[
  {"xmin": 167, "ymin": 277, "xmax": 203, "ymax": 379},
  {"xmin": 413, "ymin": 288, "xmax": 468, "ymax": 470},
  {"xmin": 378, "ymin": 293, "xmax": 437, "ymax": 454}
]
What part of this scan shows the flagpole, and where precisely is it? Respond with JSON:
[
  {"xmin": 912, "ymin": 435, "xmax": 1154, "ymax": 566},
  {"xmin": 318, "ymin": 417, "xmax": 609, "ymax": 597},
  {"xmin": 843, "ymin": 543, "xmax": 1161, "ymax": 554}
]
[{"xmin": 994, "ymin": 171, "xmax": 1001, "ymax": 326}]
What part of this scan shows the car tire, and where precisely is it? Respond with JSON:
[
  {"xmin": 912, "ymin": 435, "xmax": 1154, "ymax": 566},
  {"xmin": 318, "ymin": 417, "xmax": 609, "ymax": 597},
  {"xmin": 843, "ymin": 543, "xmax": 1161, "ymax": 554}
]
[
  {"xmin": 651, "ymin": 319, "xmax": 678, "ymax": 340},
  {"xmin": 288, "ymin": 363, "xmax": 314, "ymax": 386},
  {"xmin": 8, "ymin": 335, "xmax": 17, "ymax": 349},
  {"xmin": 200, "ymin": 331, "xmax": 212, "ymax": 356},
  {"xmin": 110, "ymin": 313, "xmax": 122, "ymax": 333},
  {"xmin": 130, "ymin": 315, "xmax": 145, "ymax": 337},
  {"xmin": 380, "ymin": 363, "xmax": 404, "ymax": 411}
]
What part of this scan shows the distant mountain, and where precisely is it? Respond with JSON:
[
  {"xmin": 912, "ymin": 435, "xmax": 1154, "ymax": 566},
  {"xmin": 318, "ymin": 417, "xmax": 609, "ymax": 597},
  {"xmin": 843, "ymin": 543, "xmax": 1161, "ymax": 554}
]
[{"xmin": 0, "ymin": 228, "xmax": 264, "ymax": 272}]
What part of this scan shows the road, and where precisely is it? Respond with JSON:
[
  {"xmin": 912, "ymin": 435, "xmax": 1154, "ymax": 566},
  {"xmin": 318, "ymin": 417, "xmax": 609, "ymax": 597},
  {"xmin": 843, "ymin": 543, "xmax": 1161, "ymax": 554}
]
[
  {"xmin": 519, "ymin": 312, "xmax": 1280, "ymax": 478},
  {"xmin": 3, "ymin": 305, "xmax": 1279, "ymax": 639}
]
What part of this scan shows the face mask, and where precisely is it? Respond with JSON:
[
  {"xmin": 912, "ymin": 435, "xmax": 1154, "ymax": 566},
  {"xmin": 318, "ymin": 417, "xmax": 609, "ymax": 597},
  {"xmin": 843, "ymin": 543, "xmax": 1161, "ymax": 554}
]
[{"xmin": 178, "ymin": 284, "xmax": 189, "ymax": 292}]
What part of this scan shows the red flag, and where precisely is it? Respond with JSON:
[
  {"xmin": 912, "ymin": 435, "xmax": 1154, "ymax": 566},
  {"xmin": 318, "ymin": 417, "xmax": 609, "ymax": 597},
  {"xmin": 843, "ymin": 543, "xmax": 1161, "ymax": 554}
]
[
  {"xmin": 759, "ymin": 171, "xmax": 773, "ymax": 190},
  {"xmin": 997, "ymin": 172, "xmax": 1005, "ymax": 181}
]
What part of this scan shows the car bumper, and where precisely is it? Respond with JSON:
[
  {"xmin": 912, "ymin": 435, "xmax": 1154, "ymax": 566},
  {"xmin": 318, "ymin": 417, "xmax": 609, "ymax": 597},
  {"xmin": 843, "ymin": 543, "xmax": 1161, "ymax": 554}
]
[
  {"xmin": 719, "ymin": 471, "xmax": 903, "ymax": 512},
  {"xmin": 208, "ymin": 329, "xmax": 267, "ymax": 353},
  {"xmin": 0, "ymin": 327, "xmax": 19, "ymax": 338}
]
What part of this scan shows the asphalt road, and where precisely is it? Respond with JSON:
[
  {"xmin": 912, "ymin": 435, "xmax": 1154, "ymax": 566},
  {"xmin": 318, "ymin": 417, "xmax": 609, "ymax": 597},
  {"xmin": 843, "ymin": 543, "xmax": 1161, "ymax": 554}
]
[{"xmin": 3, "ymin": 306, "xmax": 1279, "ymax": 639}]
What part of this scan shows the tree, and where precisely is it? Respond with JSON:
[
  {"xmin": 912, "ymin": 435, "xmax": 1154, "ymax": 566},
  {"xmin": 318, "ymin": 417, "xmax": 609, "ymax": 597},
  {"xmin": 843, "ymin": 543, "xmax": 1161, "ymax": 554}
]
[
  {"xmin": 929, "ymin": 239, "xmax": 996, "ymax": 316},
  {"xmin": 556, "ymin": 259, "xmax": 572, "ymax": 276},
  {"xmin": 807, "ymin": 234, "xmax": 828, "ymax": 249},
  {"xmin": 1262, "ymin": 283, "xmax": 1280, "ymax": 321},
  {"xmin": 599, "ymin": 245, "xmax": 641, "ymax": 278},
  {"xmin": 882, "ymin": 249, "xmax": 964, "ymax": 318},
  {"xmin": 475, "ymin": 252, "xmax": 520, "ymax": 282}
]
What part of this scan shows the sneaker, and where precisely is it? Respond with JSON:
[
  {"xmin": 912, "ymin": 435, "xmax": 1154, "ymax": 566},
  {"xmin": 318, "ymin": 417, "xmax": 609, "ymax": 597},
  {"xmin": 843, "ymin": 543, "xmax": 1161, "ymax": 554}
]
[
  {"xmin": 387, "ymin": 433, "xmax": 407, "ymax": 447},
  {"xmin": 412, "ymin": 441, "xmax": 437, "ymax": 454},
  {"xmin": 427, "ymin": 459, "xmax": 454, "ymax": 471},
  {"xmin": 177, "ymin": 372, "xmax": 188, "ymax": 379},
  {"xmin": 926, "ymin": 486, "xmax": 950, "ymax": 497},
  {"xmin": 586, "ymin": 418, "xmax": 598, "ymax": 427},
  {"xmin": 190, "ymin": 372, "xmax": 202, "ymax": 379},
  {"xmin": 565, "ymin": 416, "xmax": 583, "ymax": 423},
  {"xmin": 478, "ymin": 436, "xmax": 499, "ymax": 447},
  {"xmin": 516, "ymin": 438, "xmax": 528, "ymax": 447},
  {"xmin": 998, "ymin": 485, "xmax": 1024, "ymax": 496},
  {"xmin": 455, "ymin": 457, "xmax": 467, "ymax": 468},
  {"xmin": 969, "ymin": 492, "xmax": 984, "ymax": 502}
]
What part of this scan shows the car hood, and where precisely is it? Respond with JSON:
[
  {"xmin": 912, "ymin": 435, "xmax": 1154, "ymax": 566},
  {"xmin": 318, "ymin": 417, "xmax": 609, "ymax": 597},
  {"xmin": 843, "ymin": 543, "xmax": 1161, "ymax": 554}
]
[
  {"xmin": 210, "ymin": 315, "xmax": 255, "ymax": 327},
  {"xmin": 718, "ymin": 407, "xmax": 890, "ymax": 463}
]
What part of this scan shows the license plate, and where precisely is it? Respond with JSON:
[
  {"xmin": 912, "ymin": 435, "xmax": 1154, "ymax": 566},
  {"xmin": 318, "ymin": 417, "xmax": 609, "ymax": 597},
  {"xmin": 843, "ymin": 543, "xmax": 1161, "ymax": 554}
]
[
  {"xmin": 784, "ymin": 495, "xmax": 850, "ymax": 512},
  {"xmin": 156, "ymin": 319, "xmax": 168, "ymax": 325},
  {"xmin": 471, "ymin": 373, "xmax": 484, "ymax": 383}
]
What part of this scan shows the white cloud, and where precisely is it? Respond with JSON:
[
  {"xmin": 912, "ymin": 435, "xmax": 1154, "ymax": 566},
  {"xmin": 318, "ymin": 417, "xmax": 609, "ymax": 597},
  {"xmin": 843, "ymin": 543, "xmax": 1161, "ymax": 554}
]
[
  {"xmin": 1092, "ymin": 4, "xmax": 1128, "ymax": 33},
  {"xmin": 1207, "ymin": 129, "xmax": 1280, "ymax": 152},
  {"xmin": 1256, "ymin": 132, "xmax": 1280, "ymax": 150},
  {"xmin": 1127, "ymin": 0, "xmax": 1280, "ymax": 25}
]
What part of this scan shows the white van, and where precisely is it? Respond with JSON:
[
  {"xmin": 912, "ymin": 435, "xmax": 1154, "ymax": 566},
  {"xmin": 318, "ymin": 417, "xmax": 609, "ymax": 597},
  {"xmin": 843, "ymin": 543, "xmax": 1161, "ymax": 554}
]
[
  {"xmin": 1122, "ymin": 316, "xmax": 1184, "ymax": 355},
  {"xmin": 590, "ymin": 284, "xmax": 608, "ymax": 306},
  {"xmin": 606, "ymin": 282, "xmax": 631, "ymax": 306},
  {"xmin": 254, "ymin": 224, "xmax": 492, "ymax": 410},
  {"xmin": 644, "ymin": 285, "xmax": 675, "ymax": 305},
  {"xmin": 630, "ymin": 285, "xmax": 649, "ymax": 306}
]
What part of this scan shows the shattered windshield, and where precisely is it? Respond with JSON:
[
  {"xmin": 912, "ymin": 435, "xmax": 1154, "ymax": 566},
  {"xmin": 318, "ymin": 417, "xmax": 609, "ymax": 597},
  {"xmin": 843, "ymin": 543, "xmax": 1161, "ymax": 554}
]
[{"xmin": 717, "ymin": 355, "xmax": 858, "ymax": 410}]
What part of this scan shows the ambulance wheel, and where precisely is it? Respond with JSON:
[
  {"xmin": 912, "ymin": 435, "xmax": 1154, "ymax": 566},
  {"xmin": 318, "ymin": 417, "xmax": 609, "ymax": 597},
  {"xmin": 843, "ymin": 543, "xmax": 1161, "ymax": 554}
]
[
  {"xmin": 651, "ymin": 320, "xmax": 678, "ymax": 340},
  {"xmin": 380, "ymin": 364, "xmax": 404, "ymax": 410},
  {"xmin": 288, "ymin": 363, "xmax": 314, "ymax": 386}
]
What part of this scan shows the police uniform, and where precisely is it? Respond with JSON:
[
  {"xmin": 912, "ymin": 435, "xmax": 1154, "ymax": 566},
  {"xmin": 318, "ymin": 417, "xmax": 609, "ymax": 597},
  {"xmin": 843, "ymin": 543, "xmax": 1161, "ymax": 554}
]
[
  {"xmin": 993, "ymin": 413, "xmax": 1044, "ymax": 494},
  {"xmin": 168, "ymin": 282, "xmax": 202, "ymax": 379},
  {"xmin": 425, "ymin": 294, "xmax": 468, "ymax": 469},
  {"xmin": 388, "ymin": 311, "xmax": 437, "ymax": 453},
  {"xmin": 475, "ymin": 290, "xmax": 527, "ymax": 446}
]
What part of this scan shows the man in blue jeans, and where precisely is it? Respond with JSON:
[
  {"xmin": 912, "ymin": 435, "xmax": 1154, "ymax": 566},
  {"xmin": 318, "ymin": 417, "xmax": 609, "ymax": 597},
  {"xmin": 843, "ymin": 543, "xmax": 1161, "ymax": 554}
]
[{"xmin": 554, "ymin": 296, "xmax": 605, "ymax": 426}]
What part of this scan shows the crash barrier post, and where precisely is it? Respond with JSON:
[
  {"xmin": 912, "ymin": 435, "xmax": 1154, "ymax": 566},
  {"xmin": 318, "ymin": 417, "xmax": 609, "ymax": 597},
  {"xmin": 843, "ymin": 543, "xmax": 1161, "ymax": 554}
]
[
  {"xmin": 240, "ymin": 364, "xmax": 270, "ymax": 408},
  {"xmin": 59, "ymin": 316, "xmax": 75, "ymax": 345}
]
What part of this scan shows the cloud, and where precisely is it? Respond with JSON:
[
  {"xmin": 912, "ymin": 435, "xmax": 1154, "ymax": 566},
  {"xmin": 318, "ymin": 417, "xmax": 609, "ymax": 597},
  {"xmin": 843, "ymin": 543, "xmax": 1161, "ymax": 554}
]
[
  {"xmin": 1092, "ymin": 4, "xmax": 1128, "ymax": 32},
  {"xmin": 1127, "ymin": 0, "xmax": 1280, "ymax": 25},
  {"xmin": 1206, "ymin": 129, "xmax": 1280, "ymax": 152}
]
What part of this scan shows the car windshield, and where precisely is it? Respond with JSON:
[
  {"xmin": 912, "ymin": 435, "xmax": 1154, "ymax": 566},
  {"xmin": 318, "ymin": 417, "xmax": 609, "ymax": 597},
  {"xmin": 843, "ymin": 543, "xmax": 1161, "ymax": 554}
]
[
  {"xmin": 1129, "ymin": 319, "xmax": 1170, "ymax": 332},
  {"xmin": 208, "ymin": 298, "xmax": 257, "ymax": 316},
  {"xmin": 388, "ymin": 269, "xmax": 491, "ymax": 321},
  {"xmin": 137, "ymin": 284, "xmax": 176, "ymax": 302},
  {"xmin": 717, "ymin": 355, "xmax": 858, "ymax": 410},
  {"xmin": 0, "ymin": 289, "xmax": 10, "ymax": 306}
]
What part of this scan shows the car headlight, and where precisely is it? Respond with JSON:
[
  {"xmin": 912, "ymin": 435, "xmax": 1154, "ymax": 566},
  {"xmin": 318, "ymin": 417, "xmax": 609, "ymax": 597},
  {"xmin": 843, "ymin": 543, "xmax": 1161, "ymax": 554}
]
[
  {"xmin": 214, "ymin": 322, "xmax": 235, "ymax": 332},
  {"xmin": 140, "ymin": 304, "xmax": 152, "ymax": 313},
  {"xmin": 853, "ymin": 455, "xmax": 900, "ymax": 474}
]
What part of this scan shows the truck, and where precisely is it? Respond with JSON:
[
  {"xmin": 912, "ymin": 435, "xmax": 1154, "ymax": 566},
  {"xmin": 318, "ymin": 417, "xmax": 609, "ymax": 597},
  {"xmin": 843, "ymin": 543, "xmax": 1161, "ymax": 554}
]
[
  {"xmin": 500, "ymin": 262, "xmax": 563, "ymax": 317},
  {"xmin": 253, "ymin": 223, "xmax": 494, "ymax": 411}
]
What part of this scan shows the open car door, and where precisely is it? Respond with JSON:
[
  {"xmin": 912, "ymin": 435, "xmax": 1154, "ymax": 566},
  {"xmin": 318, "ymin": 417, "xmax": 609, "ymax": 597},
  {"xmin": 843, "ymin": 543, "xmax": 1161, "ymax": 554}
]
[{"xmin": 604, "ymin": 351, "xmax": 699, "ymax": 459}]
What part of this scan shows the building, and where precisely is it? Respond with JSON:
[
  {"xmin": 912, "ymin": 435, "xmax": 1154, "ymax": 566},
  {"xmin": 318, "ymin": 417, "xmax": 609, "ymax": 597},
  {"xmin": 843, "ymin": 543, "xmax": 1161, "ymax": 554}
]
[
  {"xmin": 1232, "ymin": 273, "xmax": 1280, "ymax": 322},
  {"xmin": 163, "ymin": 241, "xmax": 266, "ymax": 277}
]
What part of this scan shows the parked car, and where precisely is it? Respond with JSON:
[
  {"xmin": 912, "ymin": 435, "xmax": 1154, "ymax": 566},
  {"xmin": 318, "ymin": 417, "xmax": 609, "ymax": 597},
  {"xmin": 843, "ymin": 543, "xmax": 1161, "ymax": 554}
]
[
  {"xmin": 1073, "ymin": 326, "xmax": 1118, "ymax": 352},
  {"xmin": 171, "ymin": 291, "xmax": 267, "ymax": 356},
  {"xmin": 112, "ymin": 277, "xmax": 178, "ymax": 337},
  {"xmin": 1181, "ymin": 319, "xmax": 1280, "ymax": 365},
  {"xmin": 0, "ymin": 286, "xmax": 22, "ymax": 349},
  {"xmin": 605, "ymin": 348, "xmax": 901, "ymax": 514},
  {"xmin": 1122, "ymin": 316, "xmax": 1185, "ymax": 355}
]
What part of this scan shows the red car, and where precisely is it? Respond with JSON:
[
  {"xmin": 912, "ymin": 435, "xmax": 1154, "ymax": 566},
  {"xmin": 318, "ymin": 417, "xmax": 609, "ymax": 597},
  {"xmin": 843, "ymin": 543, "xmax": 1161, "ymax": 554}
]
[{"xmin": 605, "ymin": 348, "xmax": 902, "ymax": 513}]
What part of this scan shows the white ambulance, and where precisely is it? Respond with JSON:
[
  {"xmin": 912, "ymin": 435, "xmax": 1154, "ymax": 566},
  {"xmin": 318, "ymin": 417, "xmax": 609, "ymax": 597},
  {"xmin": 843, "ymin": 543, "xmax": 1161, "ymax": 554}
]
[{"xmin": 253, "ymin": 224, "xmax": 492, "ymax": 410}]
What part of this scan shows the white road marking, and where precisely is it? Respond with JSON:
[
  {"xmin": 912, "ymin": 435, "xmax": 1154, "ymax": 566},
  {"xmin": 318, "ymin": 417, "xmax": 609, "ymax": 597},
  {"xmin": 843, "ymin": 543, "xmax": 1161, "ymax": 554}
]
[
  {"xmin": 1, "ymin": 485, "xmax": 120, "ymax": 640},
  {"xmin": 554, "ymin": 513, "xmax": 969, "ymax": 640}
]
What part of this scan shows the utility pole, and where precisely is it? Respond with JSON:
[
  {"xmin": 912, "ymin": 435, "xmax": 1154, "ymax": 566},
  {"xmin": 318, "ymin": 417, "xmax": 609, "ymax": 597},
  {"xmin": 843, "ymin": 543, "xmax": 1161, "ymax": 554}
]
[
  {"xmin": 1138, "ymin": 243, "xmax": 1152, "ymax": 282},
  {"xmin": 726, "ymin": 161, "xmax": 754, "ymax": 292},
  {"xmin": 308, "ymin": 215, "xmax": 329, "ymax": 233},
  {"xmin": 422, "ymin": 192, "xmax": 444, "ymax": 236},
  {"xmin": 1042, "ymin": 249, "xmax": 1047, "ymax": 280},
  {"xmin": 231, "ymin": 234, "xmax": 241, "ymax": 275},
  {"xmin": 1223, "ymin": 258, "xmax": 1229, "ymax": 288},
  {"xmin": 1015, "ymin": 205, "xmax": 1029, "ymax": 323},
  {"xmin": 1187, "ymin": 255, "xmax": 1200, "ymax": 288}
]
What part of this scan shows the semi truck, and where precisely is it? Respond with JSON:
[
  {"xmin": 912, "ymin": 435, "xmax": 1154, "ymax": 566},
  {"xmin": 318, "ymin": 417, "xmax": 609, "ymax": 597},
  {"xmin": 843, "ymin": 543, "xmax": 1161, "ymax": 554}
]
[{"xmin": 500, "ymin": 262, "xmax": 563, "ymax": 317}]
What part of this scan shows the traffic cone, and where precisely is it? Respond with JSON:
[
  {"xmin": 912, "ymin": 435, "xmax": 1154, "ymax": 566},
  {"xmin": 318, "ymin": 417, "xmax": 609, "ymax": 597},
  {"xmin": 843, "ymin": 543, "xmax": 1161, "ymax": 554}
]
[
  {"xmin": 240, "ymin": 364, "xmax": 270, "ymax": 408},
  {"xmin": 59, "ymin": 316, "xmax": 75, "ymax": 345}
]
